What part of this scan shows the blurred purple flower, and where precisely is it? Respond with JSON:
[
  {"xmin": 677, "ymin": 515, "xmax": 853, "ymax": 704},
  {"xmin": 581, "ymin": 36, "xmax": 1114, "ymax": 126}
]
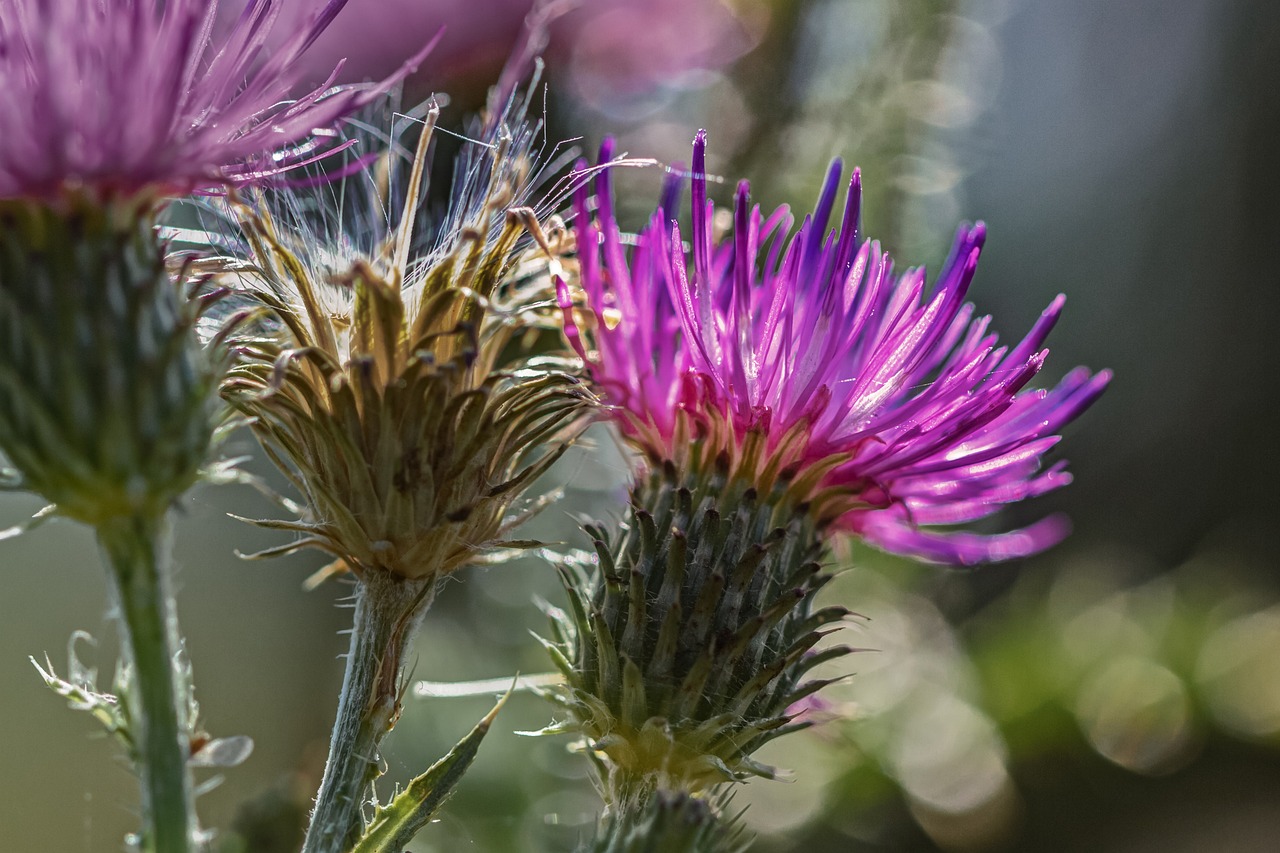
[
  {"xmin": 245, "ymin": 0, "xmax": 755, "ymax": 102},
  {"xmin": 0, "ymin": 0, "xmax": 430, "ymax": 201},
  {"xmin": 560, "ymin": 132, "xmax": 1111, "ymax": 565}
]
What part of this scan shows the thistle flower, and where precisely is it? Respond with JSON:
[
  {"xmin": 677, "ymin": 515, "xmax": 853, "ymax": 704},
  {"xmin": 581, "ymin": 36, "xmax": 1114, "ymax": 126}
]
[
  {"xmin": 212, "ymin": 94, "xmax": 587, "ymax": 853},
  {"xmin": 543, "ymin": 133, "xmax": 1108, "ymax": 844},
  {"xmin": 0, "ymin": 0, "xmax": 434, "ymax": 524},
  {"xmin": 0, "ymin": 5, "xmax": 428, "ymax": 849},
  {"xmin": 562, "ymin": 132, "xmax": 1111, "ymax": 566},
  {"xmin": 0, "ymin": 0, "xmax": 432, "ymax": 202}
]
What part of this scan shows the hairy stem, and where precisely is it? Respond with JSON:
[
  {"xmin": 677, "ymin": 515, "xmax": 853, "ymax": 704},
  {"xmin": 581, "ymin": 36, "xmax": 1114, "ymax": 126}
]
[
  {"xmin": 303, "ymin": 570, "xmax": 434, "ymax": 853},
  {"xmin": 98, "ymin": 514, "xmax": 196, "ymax": 853}
]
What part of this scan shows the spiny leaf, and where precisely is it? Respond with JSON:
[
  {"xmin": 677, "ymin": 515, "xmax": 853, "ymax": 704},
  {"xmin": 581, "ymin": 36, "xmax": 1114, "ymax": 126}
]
[
  {"xmin": 30, "ymin": 632, "xmax": 132, "ymax": 751},
  {"xmin": 348, "ymin": 686, "xmax": 511, "ymax": 853}
]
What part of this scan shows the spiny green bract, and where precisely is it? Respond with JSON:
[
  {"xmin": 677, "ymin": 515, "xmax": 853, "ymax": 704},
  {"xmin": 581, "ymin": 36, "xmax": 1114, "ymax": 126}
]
[
  {"xmin": 0, "ymin": 195, "xmax": 225, "ymax": 525},
  {"xmin": 542, "ymin": 452, "xmax": 853, "ymax": 799}
]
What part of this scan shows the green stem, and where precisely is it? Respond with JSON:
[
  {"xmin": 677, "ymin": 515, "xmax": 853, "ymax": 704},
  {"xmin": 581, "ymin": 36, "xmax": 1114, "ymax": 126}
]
[
  {"xmin": 303, "ymin": 570, "xmax": 434, "ymax": 853},
  {"xmin": 98, "ymin": 514, "xmax": 195, "ymax": 853}
]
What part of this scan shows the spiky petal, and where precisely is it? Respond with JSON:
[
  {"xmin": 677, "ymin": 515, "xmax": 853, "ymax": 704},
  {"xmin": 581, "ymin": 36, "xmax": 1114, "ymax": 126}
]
[
  {"xmin": 0, "ymin": 0, "xmax": 433, "ymax": 201},
  {"xmin": 562, "ymin": 132, "xmax": 1110, "ymax": 565}
]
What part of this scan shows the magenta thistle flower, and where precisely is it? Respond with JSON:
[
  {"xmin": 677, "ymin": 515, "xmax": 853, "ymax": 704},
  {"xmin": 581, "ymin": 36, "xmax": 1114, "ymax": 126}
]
[
  {"xmin": 0, "ymin": 0, "xmax": 432, "ymax": 201},
  {"xmin": 561, "ymin": 131, "xmax": 1110, "ymax": 565}
]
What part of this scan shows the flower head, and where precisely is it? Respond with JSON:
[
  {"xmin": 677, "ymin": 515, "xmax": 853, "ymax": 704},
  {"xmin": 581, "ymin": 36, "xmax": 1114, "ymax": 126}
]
[
  {"xmin": 0, "ymin": 0, "xmax": 431, "ymax": 201},
  {"xmin": 561, "ymin": 132, "xmax": 1110, "ymax": 565},
  {"xmin": 215, "ymin": 94, "xmax": 587, "ymax": 583}
]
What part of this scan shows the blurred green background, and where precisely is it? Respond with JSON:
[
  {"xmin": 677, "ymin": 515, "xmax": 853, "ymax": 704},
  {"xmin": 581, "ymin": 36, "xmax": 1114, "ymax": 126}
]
[{"xmin": 4, "ymin": 0, "xmax": 1280, "ymax": 850}]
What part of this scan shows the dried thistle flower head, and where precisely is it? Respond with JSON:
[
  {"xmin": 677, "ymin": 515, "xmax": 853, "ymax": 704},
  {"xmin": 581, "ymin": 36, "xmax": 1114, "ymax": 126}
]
[{"xmin": 216, "ymin": 95, "xmax": 588, "ymax": 584}]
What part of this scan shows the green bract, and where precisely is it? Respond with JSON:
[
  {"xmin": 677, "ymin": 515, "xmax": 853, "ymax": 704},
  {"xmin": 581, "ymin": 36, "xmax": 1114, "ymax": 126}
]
[
  {"xmin": 544, "ymin": 445, "xmax": 853, "ymax": 803},
  {"xmin": 0, "ymin": 195, "xmax": 224, "ymax": 525}
]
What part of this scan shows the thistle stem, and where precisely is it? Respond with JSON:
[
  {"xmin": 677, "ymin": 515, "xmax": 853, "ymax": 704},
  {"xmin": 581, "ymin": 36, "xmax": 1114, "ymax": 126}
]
[
  {"xmin": 98, "ymin": 513, "xmax": 196, "ymax": 853},
  {"xmin": 303, "ymin": 570, "xmax": 434, "ymax": 853}
]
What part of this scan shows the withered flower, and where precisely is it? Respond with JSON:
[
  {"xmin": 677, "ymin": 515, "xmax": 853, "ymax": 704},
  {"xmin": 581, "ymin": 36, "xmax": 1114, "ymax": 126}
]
[{"xmin": 214, "ymin": 95, "xmax": 588, "ymax": 852}]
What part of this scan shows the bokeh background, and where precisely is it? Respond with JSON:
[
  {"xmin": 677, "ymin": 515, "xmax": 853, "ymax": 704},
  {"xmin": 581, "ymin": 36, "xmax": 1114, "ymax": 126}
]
[{"xmin": 4, "ymin": 0, "xmax": 1279, "ymax": 850}]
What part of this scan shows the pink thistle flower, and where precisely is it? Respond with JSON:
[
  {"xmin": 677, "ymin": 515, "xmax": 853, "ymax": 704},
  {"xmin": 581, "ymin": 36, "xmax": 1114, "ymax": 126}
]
[
  {"xmin": 560, "ymin": 131, "xmax": 1111, "ymax": 565},
  {"xmin": 0, "ymin": 0, "xmax": 432, "ymax": 201}
]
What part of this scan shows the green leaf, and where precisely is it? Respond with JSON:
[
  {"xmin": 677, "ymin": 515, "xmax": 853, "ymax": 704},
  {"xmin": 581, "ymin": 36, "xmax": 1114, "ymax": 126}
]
[
  {"xmin": 348, "ymin": 686, "xmax": 511, "ymax": 853},
  {"xmin": 30, "ymin": 631, "xmax": 133, "ymax": 751}
]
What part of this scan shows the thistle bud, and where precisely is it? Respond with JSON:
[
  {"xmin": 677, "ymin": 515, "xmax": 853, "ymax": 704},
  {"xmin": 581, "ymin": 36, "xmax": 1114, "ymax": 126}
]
[{"xmin": 0, "ymin": 196, "xmax": 220, "ymax": 525}]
